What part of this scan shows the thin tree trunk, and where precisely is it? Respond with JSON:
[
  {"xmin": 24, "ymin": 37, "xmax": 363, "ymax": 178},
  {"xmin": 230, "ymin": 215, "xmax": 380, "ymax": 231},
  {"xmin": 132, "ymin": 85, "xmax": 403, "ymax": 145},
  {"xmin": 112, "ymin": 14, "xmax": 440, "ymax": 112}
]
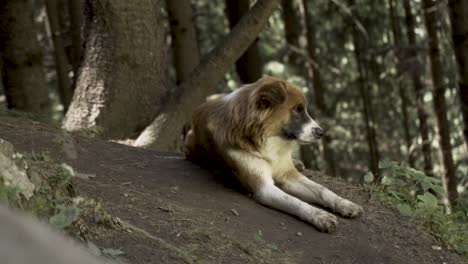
[
  {"xmin": 166, "ymin": 0, "xmax": 200, "ymax": 84},
  {"xmin": 423, "ymin": 0, "xmax": 458, "ymax": 205},
  {"xmin": 403, "ymin": 0, "xmax": 434, "ymax": 176},
  {"xmin": 0, "ymin": 0, "xmax": 51, "ymax": 112},
  {"xmin": 225, "ymin": 0, "xmax": 263, "ymax": 83},
  {"xmin": 389, "ymin": 0, "xmax": 415, "ymax": 167},
  {"xmin": 281, "ymin": 0, "xmax": 302, "ymax": 66},
  {"xmin": 349, "ymin": 0, "xmax": 380, "ymax": 179},
  {"xmin": 63, "ymin": 0, "xmax": 169, "ymax": 139},
  {"xmin": 302, "ymin": 0, "xmax": 337, "ymax": 176},
  {"xmin": 281, "ymin": 0, "xmax": 319, "ymax": 169},
  {"xmin": 134, "ymin": 0, "xmax": 280, "ymax": 151},
  {"xmin": 68, "ymin": 0, "xmax": 82, "ymax": 75},
  {"xmin": 46, "ymin": 0, "xmax": 73, "ymax": 111},
  {"xmin": 448, "ymin": 0, "xmax": 468, "ymax": 151}
]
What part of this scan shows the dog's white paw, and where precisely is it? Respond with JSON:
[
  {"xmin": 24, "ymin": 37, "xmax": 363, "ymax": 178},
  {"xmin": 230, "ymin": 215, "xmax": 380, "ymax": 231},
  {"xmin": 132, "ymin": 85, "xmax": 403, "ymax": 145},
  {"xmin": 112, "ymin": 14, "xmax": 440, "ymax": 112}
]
[
  {"xmin": 335, "ymin": 200, "xmax": 363, "ymax": 218},
  {"xmin": 311, "ymin": 211, "xmax": 338, "ymax": 233}
]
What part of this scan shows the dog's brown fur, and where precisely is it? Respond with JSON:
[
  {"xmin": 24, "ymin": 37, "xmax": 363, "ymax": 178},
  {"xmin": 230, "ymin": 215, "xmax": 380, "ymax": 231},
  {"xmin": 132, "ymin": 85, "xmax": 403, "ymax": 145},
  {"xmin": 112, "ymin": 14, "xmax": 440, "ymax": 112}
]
[{"xmin": 185, "ymin": 76, "xmax": 363, "ymax": 232}]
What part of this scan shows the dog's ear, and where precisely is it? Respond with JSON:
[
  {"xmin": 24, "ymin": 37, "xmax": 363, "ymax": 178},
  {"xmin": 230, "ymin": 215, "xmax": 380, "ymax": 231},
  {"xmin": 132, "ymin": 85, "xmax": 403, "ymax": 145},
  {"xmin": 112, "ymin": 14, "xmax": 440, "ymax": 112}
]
[{"xmin": 255, "ymin": 80, "xmax": 287, "ymax": 109}]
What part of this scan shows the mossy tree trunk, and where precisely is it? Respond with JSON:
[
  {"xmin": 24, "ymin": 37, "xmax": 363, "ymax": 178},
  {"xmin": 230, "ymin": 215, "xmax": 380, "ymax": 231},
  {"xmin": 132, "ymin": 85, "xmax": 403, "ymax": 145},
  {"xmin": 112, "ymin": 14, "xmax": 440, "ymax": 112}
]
[
  {"xmin": 225, "ymin": 0, "xmax": 263, "ymax": 83},
  {"xmin": 0, "ymin": 0, "xmax": 51, "ymax": 113},
  {"xmin": 448, "ymin": 0, "xmax": 468, "ymax": 151},
  {"xmin": 301, "ymin": 0, "xmax": 337, "ymax": 176},
  {"xmin": 166, "ymin": 0, "xmax": 200, "ymax": 84},
  {"xmin": 46, "ymin": 0, "xmax": 73, "ymax": 111},
  {"xmin": 403, "ymin": 0, "xmax": 434, "ymax": 176},
  {"xmin": 389, "ymin": 0, "xmax": 415, "ymax": 167},
  {"xmin": 63, "ymin": 0, "xmax": 169, "ymax": 140},
  {"xmin": 349, "ymin": 0, "xmax": 380, "ymax": 179},
  {"xmin": 422, "ymin": 0, "xmax": 458, "ymax": 205}
]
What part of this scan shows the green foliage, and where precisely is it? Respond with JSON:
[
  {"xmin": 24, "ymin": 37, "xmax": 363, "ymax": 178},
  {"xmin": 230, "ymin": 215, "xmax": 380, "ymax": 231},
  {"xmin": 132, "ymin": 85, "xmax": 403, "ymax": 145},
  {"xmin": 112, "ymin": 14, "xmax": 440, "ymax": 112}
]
[
  {"xmin": 0, "ymin": 184, "xmax": 20, "ymax": 207},
  {"xmin": 50, "ymin": 205, "xmax": 80, "ymax": 230},
  {"xmin": 0, "ymin": 151, "xmax": 79, "ymax": 229},
  {"xmin": 367, "ymin": 160, "xmax": 468, "ymax": 257}
]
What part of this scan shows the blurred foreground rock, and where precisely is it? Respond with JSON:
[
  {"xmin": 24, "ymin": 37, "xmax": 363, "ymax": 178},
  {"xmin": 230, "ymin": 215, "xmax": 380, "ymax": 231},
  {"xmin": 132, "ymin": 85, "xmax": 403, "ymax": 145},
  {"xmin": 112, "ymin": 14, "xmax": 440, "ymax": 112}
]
[
  {"xmin": 0, "ymin": 204, "xmax": 106, "ymax": 264},
  {"xmin": 0, "ymin": 138, "xmax": 107, "ymax": 264}
]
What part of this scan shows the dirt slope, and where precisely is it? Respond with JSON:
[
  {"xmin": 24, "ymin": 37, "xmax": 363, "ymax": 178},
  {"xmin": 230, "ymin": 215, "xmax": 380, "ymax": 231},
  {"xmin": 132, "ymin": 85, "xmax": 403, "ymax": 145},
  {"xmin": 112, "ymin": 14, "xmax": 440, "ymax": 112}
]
[{"xmin": 0, "ymin": 116, "xmax": 465, "ymax": 264}]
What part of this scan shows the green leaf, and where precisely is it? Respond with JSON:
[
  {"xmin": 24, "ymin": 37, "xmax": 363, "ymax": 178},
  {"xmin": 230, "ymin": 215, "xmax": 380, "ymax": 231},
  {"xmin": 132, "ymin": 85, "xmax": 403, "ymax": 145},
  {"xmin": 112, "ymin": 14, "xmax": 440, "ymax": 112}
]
[
  {"xmin": 397, "ymin": 203, "xmax": 413, "ymax": 217},
  {"xmin": 416, "ymin": 192, "xmax": 439, "ymax": 208},
  {"xmin": 49, "ymin": 206, "xmax": 80, "ymax": 229},
  {"xmin": 421, "ymin": 181, "xmax": 431, "ymax": 192},
  {"xmin": 459, "ymin": 243, "xmax": 468, "ymax": 254},
  {"xmin": 378, "ymin": 160, "xmax": 394, "ymax": 169},
  {"xmin": 381, "ymin": 176, "xmax": 393, "ymax": 186},
  {"xmin": 431, "ymin": 185, "xmax": 445, "ymax": 195},
  {"xmin": 363, "ymin": 172, "xmax": 374, "ymax": 183}
]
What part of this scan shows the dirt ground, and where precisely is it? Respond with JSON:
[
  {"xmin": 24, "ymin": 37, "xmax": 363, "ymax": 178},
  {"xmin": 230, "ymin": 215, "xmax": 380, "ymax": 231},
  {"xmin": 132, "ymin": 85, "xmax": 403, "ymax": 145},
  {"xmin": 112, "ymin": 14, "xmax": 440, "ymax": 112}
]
[{"xmin": 0, "ymin": 116, "xmax": 466, "ymax": 264}]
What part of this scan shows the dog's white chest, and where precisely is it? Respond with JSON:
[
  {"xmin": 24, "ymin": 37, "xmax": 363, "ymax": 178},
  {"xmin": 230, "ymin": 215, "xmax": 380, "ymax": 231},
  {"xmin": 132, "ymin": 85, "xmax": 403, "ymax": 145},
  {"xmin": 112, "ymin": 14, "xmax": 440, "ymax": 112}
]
[{"xmin": 261, "ymin": 137, "xmax": 294, "ymax": 176}]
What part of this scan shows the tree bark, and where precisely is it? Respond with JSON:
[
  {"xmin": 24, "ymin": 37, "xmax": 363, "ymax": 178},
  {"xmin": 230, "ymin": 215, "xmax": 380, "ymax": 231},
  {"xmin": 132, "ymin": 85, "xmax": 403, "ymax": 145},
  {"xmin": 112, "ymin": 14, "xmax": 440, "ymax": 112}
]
[
  {"xmin": 281, "ymin": 0, "xmax": 321, "ymax": 171},
  {"xmin": 225, "ymin": 0, "xmax": 263, "ymax": 83},
  {"xmin": 302, "ymin": 0, "xmax": 337, "ymax": 177},
  {"xmin": 0, "ymin": 0, "xmax": 51, "ymax": 112},
  {"xmin": 422, "ymin": 0, "xmax": 458, "ymax": 205},
  {"xmin": 280, "ymin": 0, "xmax": 302, "ymax": 66},
  {"xmin": 389, "ymin": 0, "xmax": 415, "ymax": 167},
  {"xmin": 46, "ymin": 0, "xmax": 73, "ymax": 111},
  {"xmin": 403, "ymin": 0, "xmax": 434, "ymax": 176},
  {"xmin": 63, "ymin": 0, "xmax": 169, "ymax": 139},
  {"xmin": 134, "ymin": 0, "xmax": 280, "ymax": 151},
  {"xmin": 68, "ymin": 0, "xmax": 82, "ymax": 75},
  {"xmin": 448, "ymin": 0, "xmax": 468, "ymax": 151},
  {"xmin": 166, "ymin": 0, "xmax": 200, "ymax": 84},
  {"xmin": 349, "ymin": 0, "xmax": 380, "ymax": 179}
]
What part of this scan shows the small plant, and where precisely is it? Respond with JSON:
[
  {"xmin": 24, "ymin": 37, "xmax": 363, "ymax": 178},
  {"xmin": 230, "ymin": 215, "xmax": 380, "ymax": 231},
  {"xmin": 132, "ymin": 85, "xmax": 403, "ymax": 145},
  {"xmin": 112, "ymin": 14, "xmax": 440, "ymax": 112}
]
[
  {"xmin": 1, "ymin": 147, "xmax": 80, "ymax": 230},
  {"xmin": 364, "ymin": 160, "xmax": 468, "ymax": 257}
]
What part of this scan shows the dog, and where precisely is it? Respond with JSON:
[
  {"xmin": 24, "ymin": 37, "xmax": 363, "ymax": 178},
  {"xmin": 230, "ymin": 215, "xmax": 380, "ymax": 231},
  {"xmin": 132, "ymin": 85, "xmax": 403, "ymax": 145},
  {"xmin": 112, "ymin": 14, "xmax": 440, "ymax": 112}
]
[{"xmin": 184, "ymin": 76, "xmax": 363, "ymax": 232}]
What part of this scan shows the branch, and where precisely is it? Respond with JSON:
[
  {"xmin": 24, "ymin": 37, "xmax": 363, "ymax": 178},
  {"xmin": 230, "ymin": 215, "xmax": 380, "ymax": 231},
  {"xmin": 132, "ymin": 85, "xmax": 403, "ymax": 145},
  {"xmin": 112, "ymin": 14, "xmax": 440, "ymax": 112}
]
[{"xmin": 134, "ymin": 0, "xmax": 280, "ymax": 150}]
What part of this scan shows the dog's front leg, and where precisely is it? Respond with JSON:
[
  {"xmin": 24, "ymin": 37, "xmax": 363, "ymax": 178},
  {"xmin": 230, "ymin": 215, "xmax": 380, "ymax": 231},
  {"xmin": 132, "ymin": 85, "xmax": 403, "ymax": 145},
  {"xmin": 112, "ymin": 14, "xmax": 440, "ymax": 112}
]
[
  {"xmin": 279, "ymin": 170, "xmax": 364, "ymax": 218},
  {"xmin": 227, "ymin": 150, "xmax": 338, "ymax": 232}
]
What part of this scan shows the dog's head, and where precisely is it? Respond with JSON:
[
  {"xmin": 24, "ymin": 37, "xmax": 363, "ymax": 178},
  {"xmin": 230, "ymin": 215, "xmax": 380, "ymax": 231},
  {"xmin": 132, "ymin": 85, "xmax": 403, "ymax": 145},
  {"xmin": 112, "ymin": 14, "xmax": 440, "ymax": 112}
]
[{"xmin": 251, "ymin": 76, "xmax": 323, "ymax": 144}]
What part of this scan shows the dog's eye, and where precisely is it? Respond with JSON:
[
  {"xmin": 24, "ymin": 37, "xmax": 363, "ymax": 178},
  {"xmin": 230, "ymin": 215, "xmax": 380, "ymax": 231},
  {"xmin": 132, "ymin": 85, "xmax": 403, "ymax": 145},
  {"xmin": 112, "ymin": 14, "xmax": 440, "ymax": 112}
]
[{"xmin": 293, "ymin": 104, "xmax": 304, "ymax": 113}]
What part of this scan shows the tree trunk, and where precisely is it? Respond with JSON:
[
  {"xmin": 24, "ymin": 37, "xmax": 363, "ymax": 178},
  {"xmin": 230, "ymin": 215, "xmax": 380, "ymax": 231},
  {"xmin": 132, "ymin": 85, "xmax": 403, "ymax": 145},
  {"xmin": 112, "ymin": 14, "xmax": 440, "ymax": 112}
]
[
  {"xmin": 389, "ymin": 0, "xmax": 415, "ymax": 167},
  {"xmin": 302, "ymin": 0, "xmax": 337, "ymax": 177},
  {"xmin": 422, "ymin": 0, "xmax": 458, "ymax": 205},
  {"xmin": 0, "ymin": 0, "xmax": 51, "ymax": 112},
  {"xmin": 63, "ymin": 0, "xmax": 169, "ymax": 139},
  {"xmin": 281, "ymin": 0, "xmax": 320, "ymax": 171},
  {"xmin": 46, "ymin": 0, "xmax": 73, "ymax": 111},
  {"xmin": 280, "ymin": 0, "xmax": 302, "ymax": 66},
  {"xmin": 225, "ymin": 0, "xmax": 263, "ymax": 83},
  {"xmin": 68, "ymin": 0, "xmax": 83, "ymax": 75},
  {"xmin": 166, "ymin": 0, "xmax": 200, "ymax": 84},
  {"xmin": 134, "ymin": 0, "xmax": 280, "ymax": 151},
  {"xmin": 349, "ymin": 0, "xmax": 380, "ymax": 179},
  {"xmin": 403, "ymin": 0, "xmax": 434, "ymax": 176},
  {"xmin": 448, "ymin": 0, "xmax": 468, "ymax": 151}
]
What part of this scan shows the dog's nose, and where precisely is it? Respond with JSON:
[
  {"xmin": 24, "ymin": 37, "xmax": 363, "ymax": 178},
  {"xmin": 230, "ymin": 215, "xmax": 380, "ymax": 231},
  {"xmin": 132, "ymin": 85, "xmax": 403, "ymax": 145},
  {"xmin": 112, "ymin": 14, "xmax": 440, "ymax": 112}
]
[{"xmin": 313, "ymin": 127, "xmax": 324, "ymax": 139}]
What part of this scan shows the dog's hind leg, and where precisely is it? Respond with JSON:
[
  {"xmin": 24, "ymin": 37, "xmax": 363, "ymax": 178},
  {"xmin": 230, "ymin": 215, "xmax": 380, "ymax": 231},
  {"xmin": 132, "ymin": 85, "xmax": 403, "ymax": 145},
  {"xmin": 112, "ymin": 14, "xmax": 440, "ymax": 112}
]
[
  {"xmin": 227, "ymin": 150, "xmax": 338, "ymax": 232},
  {"xmin": 279, "ymin": 172, "xmax": 363, "ymax": 218}
]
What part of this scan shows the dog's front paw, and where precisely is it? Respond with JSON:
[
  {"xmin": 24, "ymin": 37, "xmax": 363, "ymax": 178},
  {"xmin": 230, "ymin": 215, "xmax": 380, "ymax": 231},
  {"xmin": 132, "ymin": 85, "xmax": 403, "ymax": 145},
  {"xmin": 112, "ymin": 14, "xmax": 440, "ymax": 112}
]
[
  {"xmin": 335, "ymin": 200, "xmax": 363, "ymax": 218},
  {"xmin": 311, "ymin": 212, "xmax": 338, "ymax": 233}
]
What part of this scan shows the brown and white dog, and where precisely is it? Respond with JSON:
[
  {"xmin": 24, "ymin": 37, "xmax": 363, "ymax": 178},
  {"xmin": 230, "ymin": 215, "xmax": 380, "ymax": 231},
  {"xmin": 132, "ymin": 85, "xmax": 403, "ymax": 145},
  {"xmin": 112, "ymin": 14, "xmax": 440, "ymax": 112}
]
[{"xmin": 184, "ymin": 76, "xmax": 363, "ymax": 232}]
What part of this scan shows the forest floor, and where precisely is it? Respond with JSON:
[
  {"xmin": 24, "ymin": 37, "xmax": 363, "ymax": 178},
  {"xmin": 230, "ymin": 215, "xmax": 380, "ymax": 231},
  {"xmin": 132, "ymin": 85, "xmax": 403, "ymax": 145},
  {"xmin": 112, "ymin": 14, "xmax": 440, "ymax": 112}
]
[{"xmin": 0, "ymin": 116, "xmax": 466, "ymax": 264}]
